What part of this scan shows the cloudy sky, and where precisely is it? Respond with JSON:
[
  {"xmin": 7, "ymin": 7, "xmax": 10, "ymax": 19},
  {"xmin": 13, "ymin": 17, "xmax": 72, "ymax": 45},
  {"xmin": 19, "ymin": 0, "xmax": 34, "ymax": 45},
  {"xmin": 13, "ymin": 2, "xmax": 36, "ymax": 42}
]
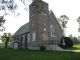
[{"xmin": 0, "ymin": 0, "xmax": 80, "ymax": 37}]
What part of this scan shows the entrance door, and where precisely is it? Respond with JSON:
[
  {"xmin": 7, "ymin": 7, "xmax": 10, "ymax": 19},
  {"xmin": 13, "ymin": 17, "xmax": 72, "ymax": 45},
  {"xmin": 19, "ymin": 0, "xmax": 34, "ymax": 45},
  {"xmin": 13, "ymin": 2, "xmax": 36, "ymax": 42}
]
[{"xmin": 42, "ymin": 33, "xmax": 48, "ymax": 45}]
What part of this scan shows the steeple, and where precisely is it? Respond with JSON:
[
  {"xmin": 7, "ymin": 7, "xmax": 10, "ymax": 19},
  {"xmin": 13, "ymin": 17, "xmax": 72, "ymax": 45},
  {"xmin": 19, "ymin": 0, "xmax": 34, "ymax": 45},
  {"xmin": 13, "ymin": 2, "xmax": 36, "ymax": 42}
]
[{"xmin": 29, "ymin": 0, "xmax": 49, "ymax": 16}]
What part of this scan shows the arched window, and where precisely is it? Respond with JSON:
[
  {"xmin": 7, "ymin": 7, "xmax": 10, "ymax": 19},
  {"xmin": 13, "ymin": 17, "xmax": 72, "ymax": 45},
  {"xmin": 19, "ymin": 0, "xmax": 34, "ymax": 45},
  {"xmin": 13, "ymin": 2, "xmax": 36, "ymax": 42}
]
[{"xmin": 50, "ymin": 25, "xmax": 56, "ymax": 37}]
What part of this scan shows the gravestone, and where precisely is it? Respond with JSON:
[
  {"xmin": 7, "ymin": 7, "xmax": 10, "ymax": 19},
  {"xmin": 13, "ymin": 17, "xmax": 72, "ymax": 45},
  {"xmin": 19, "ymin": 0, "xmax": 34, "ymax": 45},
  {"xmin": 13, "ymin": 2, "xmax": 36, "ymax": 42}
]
[{"xmin": 13, "ymin": 42, "xmax": 18, "ymax": 49}]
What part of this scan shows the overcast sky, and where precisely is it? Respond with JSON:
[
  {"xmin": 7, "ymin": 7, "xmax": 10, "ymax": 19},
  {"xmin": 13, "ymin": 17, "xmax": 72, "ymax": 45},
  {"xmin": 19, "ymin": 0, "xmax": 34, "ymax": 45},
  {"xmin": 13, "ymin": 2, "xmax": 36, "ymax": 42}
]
[{"xmin": 0, "ymin": 0, "xmax": 80, "ymax": 37}]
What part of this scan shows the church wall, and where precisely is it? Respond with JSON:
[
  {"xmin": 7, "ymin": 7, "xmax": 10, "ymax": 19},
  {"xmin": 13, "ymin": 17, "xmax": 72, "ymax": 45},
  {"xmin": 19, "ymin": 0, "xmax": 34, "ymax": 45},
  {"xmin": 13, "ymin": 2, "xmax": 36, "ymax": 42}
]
[
  {"xmin": 47, "ymin": 12, "xmax": 63, "ymax": 45},
  {"xmin": 30, "ymin": 13, "xmax": 50, "ymax": 46},
  {"xmin": 13, "ymin": 32, "xmax": 30, "ymax": 49}
]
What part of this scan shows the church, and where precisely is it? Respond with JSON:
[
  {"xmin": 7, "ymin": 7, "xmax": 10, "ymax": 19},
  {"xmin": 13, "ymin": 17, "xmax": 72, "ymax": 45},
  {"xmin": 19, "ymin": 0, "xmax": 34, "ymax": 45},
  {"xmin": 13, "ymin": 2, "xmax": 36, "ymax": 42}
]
[{"xmin": 12, "ymin": 0, "xmax": 63, "ymax": 50}]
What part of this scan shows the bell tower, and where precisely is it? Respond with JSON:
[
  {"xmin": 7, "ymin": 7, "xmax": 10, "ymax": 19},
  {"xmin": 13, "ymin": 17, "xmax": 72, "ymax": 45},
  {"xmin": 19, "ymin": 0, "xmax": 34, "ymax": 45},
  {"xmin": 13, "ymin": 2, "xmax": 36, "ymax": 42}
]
[
  {"xmin": 29, "ymin": 0, "xmax": 49, "ymax": 46},
  {"xmin": 29, "ymin": 0, "xmax": 49, "ymax": 16}
]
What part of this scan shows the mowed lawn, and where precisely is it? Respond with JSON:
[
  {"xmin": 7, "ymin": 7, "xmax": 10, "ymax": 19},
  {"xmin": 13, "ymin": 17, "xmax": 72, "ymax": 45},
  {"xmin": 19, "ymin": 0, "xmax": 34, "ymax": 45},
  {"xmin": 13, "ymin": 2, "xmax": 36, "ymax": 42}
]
[
  {"xmin": 0, "ymin": 48, "xmax": 80, "ymax": 60},
  {"xmin": 73, "ymin": 44, "xmax": 80, "ymax": 50}
]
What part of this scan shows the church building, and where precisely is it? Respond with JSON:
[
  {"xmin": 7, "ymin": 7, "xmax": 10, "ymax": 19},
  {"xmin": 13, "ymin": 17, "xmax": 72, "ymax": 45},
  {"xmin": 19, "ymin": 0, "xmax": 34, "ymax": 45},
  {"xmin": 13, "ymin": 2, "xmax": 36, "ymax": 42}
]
[{"xmin": 12, "ymin": 0, "xmax": 63, "ymax": 49}]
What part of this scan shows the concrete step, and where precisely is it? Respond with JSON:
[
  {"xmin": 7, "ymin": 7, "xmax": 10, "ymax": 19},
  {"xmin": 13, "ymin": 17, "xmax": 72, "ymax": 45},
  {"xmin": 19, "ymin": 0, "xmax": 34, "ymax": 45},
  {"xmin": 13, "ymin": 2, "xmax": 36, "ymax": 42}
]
[{"xmin": 46, "ymin": 45, "xmax": 63, "ymax": 51}]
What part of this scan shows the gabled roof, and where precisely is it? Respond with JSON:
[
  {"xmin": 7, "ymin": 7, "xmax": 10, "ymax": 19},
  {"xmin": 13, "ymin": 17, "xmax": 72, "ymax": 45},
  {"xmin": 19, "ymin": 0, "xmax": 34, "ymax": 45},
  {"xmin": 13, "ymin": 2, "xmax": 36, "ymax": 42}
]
[
  {"xmin": 13, "ymin": 23, "xmax": 29, "ymax": 36},
  {"xmin": 49, "ymin": 10, "xmax": 63, "ymax": 31}
]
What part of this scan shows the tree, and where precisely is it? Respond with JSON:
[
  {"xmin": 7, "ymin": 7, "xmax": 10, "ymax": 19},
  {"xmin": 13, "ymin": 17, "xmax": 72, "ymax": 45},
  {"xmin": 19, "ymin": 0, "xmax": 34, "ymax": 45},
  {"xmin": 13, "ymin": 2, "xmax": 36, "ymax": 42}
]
[
  {"xmin": 1, "ymin": 33, "xmax": 12, "ymax": 48},
  {"xmin": 57, "ymin": 15, "xmax": 69, "ymax": 36},
  {"xmin": 59, "ymin": 37, "xmax": 73, "ymax": 49},
  {"xmin": 0, "ymin": 0, "xmax": 32, "ymax": 16},
  {"xmin": 0, "ymin": 16, "xmax": 5, "ymax": 31},
  {"xmin": 76, "ymin": 16, "xmax": 80, "ymax": 32},
  {"xmin": 69, "ymin": 35, "xmax": 79, "ymax": 44},
  {"xmin": 0, "ymin": 0, "xmax": 32, "ymax": 32}
]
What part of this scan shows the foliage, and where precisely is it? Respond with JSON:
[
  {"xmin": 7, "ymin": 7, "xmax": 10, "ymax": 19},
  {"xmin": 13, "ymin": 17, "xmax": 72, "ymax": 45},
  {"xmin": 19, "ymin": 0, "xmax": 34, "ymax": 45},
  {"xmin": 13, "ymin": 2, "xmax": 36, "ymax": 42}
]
[
  {"xmin": 72, "ymin": 37, "xmax": 79, "ymax": 44},
  {"xmin": 0, "ymin": 0, "xmax": 32, "ymax": 16},
  {"xmin": 59, "ymin": 37, "xmax": 73, "ymax": 49},
  {"xmin": 58, "ymin": 15, "xmax": 69, "ymax": 28},
  {"xmin": 69, "ymin": 35, "xmax": 80, "ymax": 44},
  {"xmin": 1, "ymin": 33, "xmax": 12, "ymax": 48},
  {"xmin": 0, "ymin": 48, "xmax": 80, "ymax": 60},
  {"xmin": 0, "ymin": 16, "xmax": 5, "ymax": 32},
  {"xmin": 76, "ymin": 16, "xmax": 80, "ymax": 32},
  {"xmin": 40, "ymin": 45, "xmax": 46, "ymax": 51},
  {"xmin": 0, "ymin": 0, "xmax": 17, "ymax": 15},
  {"xmin": 77, "ymin": 16, "xmax": 80, "ymax": 24}
]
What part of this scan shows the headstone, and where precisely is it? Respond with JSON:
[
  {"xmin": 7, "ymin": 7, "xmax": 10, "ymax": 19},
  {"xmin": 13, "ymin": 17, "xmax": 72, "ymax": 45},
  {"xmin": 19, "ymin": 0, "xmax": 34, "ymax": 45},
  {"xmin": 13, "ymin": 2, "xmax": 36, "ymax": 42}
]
[{"xmin": 13, "ymin": 43, "xmax": 18, "ymax": 49}]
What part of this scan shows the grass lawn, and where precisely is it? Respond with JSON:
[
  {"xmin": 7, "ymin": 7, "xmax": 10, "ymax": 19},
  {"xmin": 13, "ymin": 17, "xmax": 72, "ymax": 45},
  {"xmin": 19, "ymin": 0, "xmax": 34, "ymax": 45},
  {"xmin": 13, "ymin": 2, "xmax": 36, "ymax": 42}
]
[
  {"xmin": 67, "ymin": 44, "xmax": 80, "ymax": 50},
  {"xmin": 0, "ymin": 48, "xmax": 80, "ymax": 60},
  {"xmin": 73, "ymin": 44, "xmax": 80, "ymax": 50}
]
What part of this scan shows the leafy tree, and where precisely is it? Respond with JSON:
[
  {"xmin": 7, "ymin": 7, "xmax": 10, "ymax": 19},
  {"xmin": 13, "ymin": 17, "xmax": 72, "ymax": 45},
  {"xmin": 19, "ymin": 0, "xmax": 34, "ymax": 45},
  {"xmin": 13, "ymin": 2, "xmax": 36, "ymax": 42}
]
[
  {"xmin": 59, "ymin": 15, "xmax": 69, "ymax": 28},
  {"xmin": 69, "ymin": 35, "xmax": 79, "ymax": 44},
  {"xmin": 0, "ymin": 0, "xmax": 32, "ymax": 16},
  {"xmin": 59, "ymin": 37, "xmax": 73, "ymax": 49},
  {"xmin": 0, "ymin": 0, "xmax": 32, "ymax": 31},
  {"xmin": 73, "ymin": 37, "xmax": 79, "ymax": 44},
  {"xmin": 76, "ymin": 16, "xmax": 80, "ymax": 32},
  {"xmin": 0, "ymin": 16, "xmax": 6, "ymax": 31},
  {"xmin": 57, "ymin": 15, "xmax": 69, "ymax": 36},
  {"xmin": 1, "ymin": 33, "xmax": 12, "ymax": 48}
]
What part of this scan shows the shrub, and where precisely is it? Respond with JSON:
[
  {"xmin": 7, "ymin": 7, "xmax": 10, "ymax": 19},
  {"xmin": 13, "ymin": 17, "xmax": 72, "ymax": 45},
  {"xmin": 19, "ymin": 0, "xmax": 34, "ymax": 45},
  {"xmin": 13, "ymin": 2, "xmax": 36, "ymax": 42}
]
[
  {"xmin": 40, "ymin": 45, "xmax": 46, "ymax": 51},
  {"xmin": 59, "ymin": 37, "xmax": 73, "ymax": 49}
]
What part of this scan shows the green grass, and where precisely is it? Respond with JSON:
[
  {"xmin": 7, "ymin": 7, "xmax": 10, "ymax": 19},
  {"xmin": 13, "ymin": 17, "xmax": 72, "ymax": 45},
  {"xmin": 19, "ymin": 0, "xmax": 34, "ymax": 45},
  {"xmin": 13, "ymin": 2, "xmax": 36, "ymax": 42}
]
[
  {"xmin": 0, "ymin": 48, "xmax": 80, "ymax": 60},
  {"xmin": 73, "ymin": 44, "xmax": 80, "ymax": 50},
  {"xmin": 64, "ymin": 44, "xmax": 80, "ymax": 50},
  {"xmin": 67, "ymin": 44, "xmax": 80, "ymax": 50}
]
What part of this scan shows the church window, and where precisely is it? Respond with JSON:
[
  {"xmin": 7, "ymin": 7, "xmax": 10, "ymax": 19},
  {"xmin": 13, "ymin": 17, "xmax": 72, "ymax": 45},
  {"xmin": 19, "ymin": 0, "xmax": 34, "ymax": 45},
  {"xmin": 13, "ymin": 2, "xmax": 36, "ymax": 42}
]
[
  {"xmin": 32, "ymin": 32, "xmax": 36, "ymax": 41},
  {"xmin": 50, "ymin": 25, "xmax": 56, "ymax": 37},
  {"xmin": 28, "ymin": 34, "xmax": 30, "ymax": 42}
]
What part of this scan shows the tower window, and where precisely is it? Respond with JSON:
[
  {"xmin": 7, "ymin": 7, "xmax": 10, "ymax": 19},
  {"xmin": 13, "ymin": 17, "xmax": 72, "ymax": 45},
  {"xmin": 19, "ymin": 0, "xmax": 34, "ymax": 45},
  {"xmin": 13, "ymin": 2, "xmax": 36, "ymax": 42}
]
[{"xmin": 32, "ymin": 32, "xmax": 36, "ymax": 41}]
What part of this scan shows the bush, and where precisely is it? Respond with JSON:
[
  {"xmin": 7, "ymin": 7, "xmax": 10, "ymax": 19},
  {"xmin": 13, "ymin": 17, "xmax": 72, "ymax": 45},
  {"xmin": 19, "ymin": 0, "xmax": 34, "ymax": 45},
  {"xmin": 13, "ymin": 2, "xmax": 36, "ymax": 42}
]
[
  {"xmin": 40, "ymin": 45, "xmax": 46, "ymax": 51},
  {"xmin": 59, "ymin": 37, "xmax": 73, "ymax": 49}
]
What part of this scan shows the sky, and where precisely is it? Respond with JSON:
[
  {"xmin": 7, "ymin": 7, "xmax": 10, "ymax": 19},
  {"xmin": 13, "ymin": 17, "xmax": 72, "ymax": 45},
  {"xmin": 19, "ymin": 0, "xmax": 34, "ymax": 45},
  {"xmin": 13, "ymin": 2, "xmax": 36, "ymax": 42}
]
[{"xmin": 0, "ymin": 0, "xmax": 80, "ymax": 37}]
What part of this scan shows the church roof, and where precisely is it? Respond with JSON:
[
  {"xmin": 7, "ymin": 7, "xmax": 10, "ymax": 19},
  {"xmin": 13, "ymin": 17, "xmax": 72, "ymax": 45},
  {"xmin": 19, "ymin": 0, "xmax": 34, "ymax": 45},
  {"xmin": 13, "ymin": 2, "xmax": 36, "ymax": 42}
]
[{"xmin": 13, "ymin": 23, "xmax": 29, "ymax": 36}]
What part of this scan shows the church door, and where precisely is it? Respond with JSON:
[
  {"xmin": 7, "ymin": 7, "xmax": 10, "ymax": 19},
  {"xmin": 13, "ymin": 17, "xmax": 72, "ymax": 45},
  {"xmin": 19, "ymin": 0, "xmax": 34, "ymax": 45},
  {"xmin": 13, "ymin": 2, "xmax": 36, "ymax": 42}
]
[{"xmin": 42, "ymin": 33, "xmax": 48, "ymax": 45}]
